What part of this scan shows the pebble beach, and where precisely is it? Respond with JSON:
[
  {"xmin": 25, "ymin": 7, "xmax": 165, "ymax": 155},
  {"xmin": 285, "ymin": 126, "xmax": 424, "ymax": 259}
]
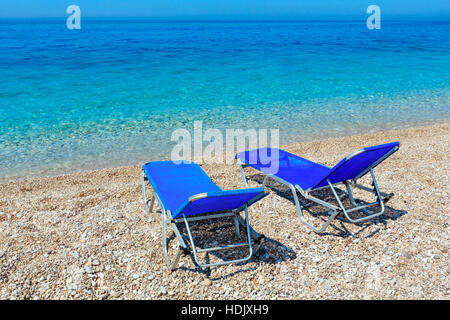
[{"xmin": 0, "ymin": 122, "xmax": 449, "ymax": 300}]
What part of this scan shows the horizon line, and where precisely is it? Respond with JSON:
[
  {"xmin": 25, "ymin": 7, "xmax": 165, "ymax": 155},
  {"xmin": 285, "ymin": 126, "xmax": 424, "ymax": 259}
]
[{"xmin": 1, "ymin": 16, "xmax": 449, "ymax": 22}]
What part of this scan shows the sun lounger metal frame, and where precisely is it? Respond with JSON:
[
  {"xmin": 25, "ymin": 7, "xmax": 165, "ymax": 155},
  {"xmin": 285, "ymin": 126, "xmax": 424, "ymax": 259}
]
[
  {"xmin": 141, "ymin": 164, "xmax": 267, "ymax": 270},
  {"xmin": 237, "ymin": 143, "xmax": 399, "ymax": 233}
]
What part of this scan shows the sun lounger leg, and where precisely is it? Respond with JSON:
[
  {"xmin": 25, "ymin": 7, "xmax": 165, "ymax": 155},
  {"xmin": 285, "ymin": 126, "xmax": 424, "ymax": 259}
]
[
  {"xmin": 149, "ymin": 196, "xmax": 155, "ymax": 213},
  {"xmin": 327, "ymin": 170, "xmax": 385, "ymax": 223},
  {"xmin": 235, "ymin": 214, "xmax": 265, "ymax": 253},
  {"xmin": 243, "ymin": 207, "xmax": 254, "ymax": 258},
  {"xmin": 241, "ymin": 207, "xmax": 265, "ymax": 253},
  {"xmin": 345, "ymin": 181, "xmax": 378, "ymax": 216},
  {"xmin": 368, "ymin": 168, "xmax": 386, "ymax": 214},
  {"xmin": 142, "ymin": 172, "xmax": 157, "ymax": 213},
  {"xmin": 141, "ymin": 171, "xmax": 150, "ymax": 213},
  {"xmin": 142, "ymin": 171, "xmax": 158, "ymax": 214},
  {"xmin": 237, "ymin": 159, "xmax": 249, "ymax": 187},
  {"xmin": 290, "ymin": 184, "xmax": 340, "ymax": 233},
  {"xmin": 262, "ymin": 175, "xmax": 270, "ymax": 187},
  {"xmin": 233, "ymin": 216, "xmax": 241, "ymax": 239},
  {"xmin": 181, "ymin": 210, "xmax": 256, "ymax": 269},
  {"xmin": 345, "ymin": 182, "xmax": 359, "ymax": 208},
  {"xmin": 161, "ymin": 209, "xmax": 185, "ymax": 271},
  {"xmin": 259, "ymin": 175, "xmax": 338, "ymax": 233},
  {"xmin": 235, "ymin": 214, "xmax": 264, "ymax": 240}
]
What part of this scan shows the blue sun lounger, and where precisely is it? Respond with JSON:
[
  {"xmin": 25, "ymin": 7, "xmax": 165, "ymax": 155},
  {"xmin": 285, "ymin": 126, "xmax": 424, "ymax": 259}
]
[
  {"xmin": 141, "ymin": 161, "xmax": 267, "ymax": 270},
  {"xmin": 236, "ymin": 142, "xmax": 400, "ymax": 233}
]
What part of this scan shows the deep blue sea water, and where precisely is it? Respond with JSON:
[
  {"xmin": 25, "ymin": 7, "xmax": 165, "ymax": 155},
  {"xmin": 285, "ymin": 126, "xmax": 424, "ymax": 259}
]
[{"xmin": 1, "ymin": 19, "xmax": 449, "ymax": 180}]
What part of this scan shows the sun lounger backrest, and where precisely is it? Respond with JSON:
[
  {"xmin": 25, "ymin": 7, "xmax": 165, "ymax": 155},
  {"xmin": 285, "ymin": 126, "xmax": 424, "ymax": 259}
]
[
  {"xmin": 173, "ymin": 189, "xmax": 267, "ymax": 218},
  {"xmin": 312, "ymin": 142, "xmax": 400, "ymax": 189}
]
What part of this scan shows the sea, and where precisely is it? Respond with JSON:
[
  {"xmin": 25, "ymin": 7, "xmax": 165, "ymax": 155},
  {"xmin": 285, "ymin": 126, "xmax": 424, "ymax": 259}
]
[{"xmin": 0, "ymin": 19, "xmax": 449, "ymax": 180}]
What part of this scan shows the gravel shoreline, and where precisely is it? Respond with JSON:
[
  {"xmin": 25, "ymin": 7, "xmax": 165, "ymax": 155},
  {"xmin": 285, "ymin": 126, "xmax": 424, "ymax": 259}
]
[{"xmin": 0, "ymin": 122, "xmax": 449, "ymax": 299}]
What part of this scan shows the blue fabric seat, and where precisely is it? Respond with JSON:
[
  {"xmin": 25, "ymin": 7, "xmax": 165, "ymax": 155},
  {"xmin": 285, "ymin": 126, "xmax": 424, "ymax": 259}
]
[
  {"xmin": 236, "ymin": 142, "xmax": 400, "ymax": 191},
  {"xmin": 236, "ymin": 142, "xmax": 400, "ymax": 233},
  {"xmin": 142, "ymin": 161, "xmax": 266, "ymax": 218},
  {"xmin": 236, "ymin": 147, "xmax": 332, "ymax": 190}
]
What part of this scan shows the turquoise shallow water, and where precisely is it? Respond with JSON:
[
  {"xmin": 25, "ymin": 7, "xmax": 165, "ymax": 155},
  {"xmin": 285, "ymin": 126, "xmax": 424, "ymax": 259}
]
[{"xmin": 0, "ymin": 20, "xmax": 449, "ymax": 180}]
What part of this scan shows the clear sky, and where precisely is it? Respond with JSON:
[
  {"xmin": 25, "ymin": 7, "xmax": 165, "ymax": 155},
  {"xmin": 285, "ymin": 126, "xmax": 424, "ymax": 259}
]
[{"xmin": 0, "ymin": 0, "xmax": 449, "ymax": 19}]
